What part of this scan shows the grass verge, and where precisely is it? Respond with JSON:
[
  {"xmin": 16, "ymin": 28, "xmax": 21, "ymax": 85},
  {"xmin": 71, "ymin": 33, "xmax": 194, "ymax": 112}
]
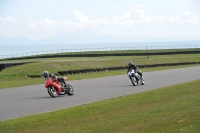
[
  {"xmin": 0, "ymin": 64, "xmax": 200, "ymax": 89},
  {"xmin": 1, "ymin": 54, "xmax": 200, "ymax": 80},
  {"xmin": 0, "ymin": 79, "xmax": 199, "ymax": 133}
]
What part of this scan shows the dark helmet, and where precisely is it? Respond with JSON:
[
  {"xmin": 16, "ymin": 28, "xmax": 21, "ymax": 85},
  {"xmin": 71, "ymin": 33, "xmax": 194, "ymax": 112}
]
[
  {"xmin": 42, "ymin": 70, "xmax": 49, "ymax": 78},
  {"xmin": 128, "ymin": 61, "xmax": 133, "ymax": 66}
]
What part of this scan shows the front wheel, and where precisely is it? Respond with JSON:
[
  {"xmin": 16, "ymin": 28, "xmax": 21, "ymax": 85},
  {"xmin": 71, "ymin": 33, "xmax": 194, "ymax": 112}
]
[
  {"xmin": 47, "ymin": 86, "xmax": 58, "ymax": 98},
  {"xmin": 65, "ymin": 84, "xmax": 74, "ymax": 96},
  {"xmin": 131, "ymin": 76, "xmax": 138, "ymax": 86},
  {"xmin": 141, "ymin": 81, "xmax": 145, "ymax": 85}
]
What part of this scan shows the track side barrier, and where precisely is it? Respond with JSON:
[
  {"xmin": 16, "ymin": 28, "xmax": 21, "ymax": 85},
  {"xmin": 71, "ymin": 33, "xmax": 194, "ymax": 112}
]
[
  {"xmin": 2, "ymin": 50, "xmax": 200, "ymax": 60},
  {"xmin": 0, "ymin": 62, "xmax": 34, "ymax": 71},
  {"xmin": 27, "ymin": 62, "xmax": 200, "ymax": 78}
]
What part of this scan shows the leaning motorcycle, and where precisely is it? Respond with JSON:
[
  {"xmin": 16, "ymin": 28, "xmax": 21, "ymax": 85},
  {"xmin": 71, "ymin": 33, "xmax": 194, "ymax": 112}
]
[
  {"xmin": 128, "ymin": 69, "xmax": 145, "ymax": 86},
  {"xmin": 44, "ymin": 77, "xmax": 74, "ymax": 98}
]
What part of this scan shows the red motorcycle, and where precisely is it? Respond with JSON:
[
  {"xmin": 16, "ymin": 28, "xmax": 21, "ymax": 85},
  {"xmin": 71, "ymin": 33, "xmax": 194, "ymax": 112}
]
[{"xmin": 45, "ymin": 77, "xmax": 74, "ymax": 98}]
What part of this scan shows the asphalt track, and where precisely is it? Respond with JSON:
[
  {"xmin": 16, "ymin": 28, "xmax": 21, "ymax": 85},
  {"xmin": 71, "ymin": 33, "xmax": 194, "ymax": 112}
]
[{"xmin": 0, "ymin": 66, "xmax": 200, "ymax": 121}]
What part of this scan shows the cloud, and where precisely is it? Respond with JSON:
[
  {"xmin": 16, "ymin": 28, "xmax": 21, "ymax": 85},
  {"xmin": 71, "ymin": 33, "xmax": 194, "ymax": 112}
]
[
  {"xmin": 73, "ymin": 10, "xmax": 92, "ymax": 23},
  {"xmin": 0, "ymin": 16, "xmax": 17, "ymax": 26},
  {"xmin": 28, "ymin": 19, "xmax": 84, "ymax": 31},
  {"xmin": 1, "ymin": 4, "xmax": 200, "ymax": 40},
  {"xmin": 71, "ymin": 5, "xmax": 199, "ymax": 27},
  {"xmin": 179, "ymin": 11, "xmax": 199, "ymax": 24},
  {"xmin": 27, "ymin": 4, "xmax": 200, "ymax": 29},
  {"xmin": 131, "ymin": 4, "xmax": 146, "ymax": 20},
  {"xmin": 0, "ymin": 16, "xmax": 18, "ymax": 38}
]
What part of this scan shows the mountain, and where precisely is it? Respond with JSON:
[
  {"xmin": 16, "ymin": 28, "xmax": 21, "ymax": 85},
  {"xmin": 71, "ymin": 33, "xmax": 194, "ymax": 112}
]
[
  {"xmin": 0, "ymin": 36, "xmax": 31, "ymax": 45},
  {"xmin": 1, "ymin": 30, "xmax": 200, "ymax": 46},
  {"xmin": 0, "ymin": 31, "xmax": 136, "ymax": 45},
  {"xmin": 33, "ymin": 30, "xmax": 130, "ymax": 44}
]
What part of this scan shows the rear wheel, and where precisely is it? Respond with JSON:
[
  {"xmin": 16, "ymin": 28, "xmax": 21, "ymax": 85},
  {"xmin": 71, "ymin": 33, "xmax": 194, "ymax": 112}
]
[
  {"xmin": 131, "ymin": 77, "xmax": 138, "ymax": 86},
  {"xmin": 47, "ymin": 86, "xmax": 58, "ymax": 98},
  {"xmin": 65, "ymin": 84, "xmax": 74, "ymax": 96}
]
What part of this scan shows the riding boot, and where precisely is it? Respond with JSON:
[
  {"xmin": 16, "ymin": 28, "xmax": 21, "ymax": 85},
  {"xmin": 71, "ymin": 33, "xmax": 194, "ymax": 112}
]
[
  {"xmin": 60, "ymin": 82, "xmax": 65, "ymax": 92},
  {"xmin": 63, "ymin": 81, "xmax": 67, "ymax": 91},
  {"xmin": 61, "ymin": 86, "xmax": 65, "ymax": 92}
]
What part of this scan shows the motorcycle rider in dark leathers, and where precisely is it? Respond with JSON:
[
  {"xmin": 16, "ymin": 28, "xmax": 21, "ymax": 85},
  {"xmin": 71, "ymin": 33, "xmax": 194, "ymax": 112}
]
[
  {"xmin": 42, "ymin": 71, "xmax": 66, "ymax": 92},
  {"xmin": 127, "ymin": 61, "xmax": 144, "ymax": 80}
]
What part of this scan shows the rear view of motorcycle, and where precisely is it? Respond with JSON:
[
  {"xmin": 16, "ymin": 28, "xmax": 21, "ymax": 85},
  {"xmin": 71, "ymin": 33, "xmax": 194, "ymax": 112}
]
[
  {"xmin": 45, "ymin": 77, "xmax": 74, "ymax": 98},
  {"xmin": 128, "ymin": 69, "xmax": 145, "ymax": 86}
]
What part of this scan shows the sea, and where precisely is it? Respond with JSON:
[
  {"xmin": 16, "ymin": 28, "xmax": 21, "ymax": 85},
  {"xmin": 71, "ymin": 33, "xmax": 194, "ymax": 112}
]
[{"xmin": 0, "ymin": 41, "xmax": 200, "ymax": 59}]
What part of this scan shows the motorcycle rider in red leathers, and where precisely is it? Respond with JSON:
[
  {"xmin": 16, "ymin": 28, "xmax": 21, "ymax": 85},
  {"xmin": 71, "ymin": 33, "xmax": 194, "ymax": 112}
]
[{"xmin": 42, "ymin": 71, "xmax": 66, "ymax": 92}]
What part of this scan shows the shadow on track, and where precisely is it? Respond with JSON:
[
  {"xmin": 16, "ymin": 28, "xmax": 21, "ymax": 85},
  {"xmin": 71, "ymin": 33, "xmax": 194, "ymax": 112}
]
[{"xmin": 26, "ymin": 96, "xmax": 52, "ymax": 99}]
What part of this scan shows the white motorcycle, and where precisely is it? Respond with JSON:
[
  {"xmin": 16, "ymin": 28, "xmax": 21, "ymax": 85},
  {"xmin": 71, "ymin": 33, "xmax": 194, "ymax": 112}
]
[{"xmin": 128, "ymin": 69, "xmax": 145, "ymax": 86}]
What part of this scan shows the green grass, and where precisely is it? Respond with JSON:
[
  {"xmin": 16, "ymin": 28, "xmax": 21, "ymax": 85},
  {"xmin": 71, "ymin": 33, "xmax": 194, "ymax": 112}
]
[
  {"xmin": 0, "ymin": 49, "xmax": 199, "ymax": 132},
  {"xmin": 1, "ymin": 54, "xmax": 200, "ymax": 79},
  {"xmin": 0, "ymin": 64, "xmax": 199, "ymax": 89},
  {"xmin": 0, "ymin": 53, "xmax": 199, "ymax": 89},
  {"xmin": 1, "ymin": 79, "xmax": 199, "ymax": 133}
]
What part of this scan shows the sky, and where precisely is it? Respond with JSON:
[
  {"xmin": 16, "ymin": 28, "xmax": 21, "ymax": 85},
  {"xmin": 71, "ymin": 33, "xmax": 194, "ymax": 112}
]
[{"xmin": 0, "ymin": 0, "xmax": 200, "ymax": 41}]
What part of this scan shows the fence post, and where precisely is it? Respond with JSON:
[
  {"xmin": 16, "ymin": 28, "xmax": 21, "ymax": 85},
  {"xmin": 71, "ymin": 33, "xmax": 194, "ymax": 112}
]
[{"xmin": 1, "ymin": 45, "xmax": 200, "ymax": 59}]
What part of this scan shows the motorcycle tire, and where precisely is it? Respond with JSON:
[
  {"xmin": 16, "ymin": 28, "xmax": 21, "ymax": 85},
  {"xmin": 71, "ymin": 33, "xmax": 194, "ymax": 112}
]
[
  {"xmin": 65, "ymin": 84, "xmax": 74, "ymax": 96},
  {"xmin": 47, "ymin": 86, "xmax": 58, "ymax": 98},
  {"xmin": 131, "ymin": 76, "xmax": 138, "ymax": 86}
]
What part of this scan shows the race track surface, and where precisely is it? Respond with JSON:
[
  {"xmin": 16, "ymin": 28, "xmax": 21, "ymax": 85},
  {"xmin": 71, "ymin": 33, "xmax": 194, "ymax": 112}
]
[{"xmin": 0, "ymin": 66, "xmax": 200, "ymax": 121}]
